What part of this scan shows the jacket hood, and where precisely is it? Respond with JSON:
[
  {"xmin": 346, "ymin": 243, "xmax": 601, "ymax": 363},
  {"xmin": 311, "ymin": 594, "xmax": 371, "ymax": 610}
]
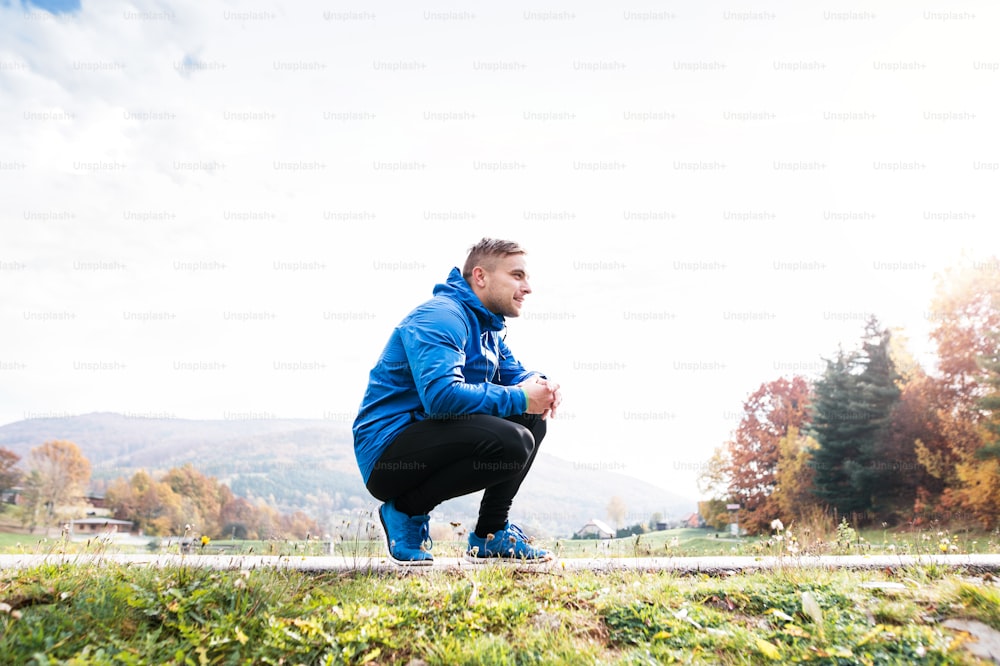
[{"xmin": 433, "ymin": 267, "xmax": 506, "ymax": 332}]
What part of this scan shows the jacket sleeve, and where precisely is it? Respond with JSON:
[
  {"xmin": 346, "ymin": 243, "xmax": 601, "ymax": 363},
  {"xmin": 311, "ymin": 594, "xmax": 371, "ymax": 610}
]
[
  {"xmin": 398, "ymin": 307, "xmax": 528, "ymax": 417},
  {"xmin": 497, "ymin": 335, "xmax": 544, "ymax": 386}
]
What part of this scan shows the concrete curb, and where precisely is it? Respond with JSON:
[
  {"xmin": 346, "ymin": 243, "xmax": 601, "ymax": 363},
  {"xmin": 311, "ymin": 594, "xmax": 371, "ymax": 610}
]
[{"xmin": 2, "ymin": 553, "xmax": 999, "ymax": 574}]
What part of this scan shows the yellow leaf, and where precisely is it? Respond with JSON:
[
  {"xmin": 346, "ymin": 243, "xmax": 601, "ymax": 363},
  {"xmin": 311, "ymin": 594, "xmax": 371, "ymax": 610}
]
[
  {"xmin": 782, "ymin": 623, "xmax": 811, "ymax": 638},
  {"xmin": 947, "ymin": 633, "xmax": 971, "ymax": 651},
  {"xmin": 652, "ymin": 630, "xmax": 671, "ymax": 641},
  {"xmin": 767, "ymin": 608, "xmax": 795, "ymax": 623},
  {"xmin": 857, "ymin": 624, "xmax": 885, "ymax": 647},
  {"xmin": 816, "ymin": 646, "xmax": 855, "ymax": 658},
  {"xmin": 235, "ymin": 626, "xmax": 248, "ymax": 645},
  {"xmin": 756, "ymin": 638, "xmax": 782, "ymax": 660}
]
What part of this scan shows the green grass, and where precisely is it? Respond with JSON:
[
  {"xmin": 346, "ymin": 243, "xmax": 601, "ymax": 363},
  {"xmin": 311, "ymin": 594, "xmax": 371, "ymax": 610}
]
[
  {"xmin": 321, "ymin": 525, "xmax": 1000, "ymax": 560},
  {"xmin": 0, "ymin": 531, "xmax": 40, "ymax": 550},
  {"xmin": 556, "ymin": 528, "xmax": 739, "ymax": 558},
  {"xmin": 575, "ymin": 525, "xmax": 1000, "ymax": 559},
  {"xmin": 1, "ymin": 523, "xmax": 997, "ymax": 562},
  {"xmin": 0, "ymin": 560, "xmax": 996, "ymax": 664}
]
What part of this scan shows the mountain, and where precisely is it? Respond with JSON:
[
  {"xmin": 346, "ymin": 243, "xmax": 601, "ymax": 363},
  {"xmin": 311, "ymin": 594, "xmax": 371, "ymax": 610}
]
[{"xmin": 0, "ymin": 412, "xmax": 694, "ymax": 536}]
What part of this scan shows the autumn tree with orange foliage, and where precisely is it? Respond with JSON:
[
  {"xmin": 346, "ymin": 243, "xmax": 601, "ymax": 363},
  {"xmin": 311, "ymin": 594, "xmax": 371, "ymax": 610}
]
[
  {"xmin": 947, "ymin": 333, "xmax": 1000, "ymax": 528},
  {"xmin": 20, "ymin": 440, "xmax": 92, "ymax": 531},
  {"xmin": 0, "ymin": 447, "xmax": 21, "ymax": 497},
  {"xmin": 106, "ymin": 465, "xmax": 321, "ymax": 539},
  {"xmin": 883, "ymin": 373, "xmax": 956, "ymax": 523},
  {"xmin": 772, "ymin": 426, "xmax": 818, "ymax": 523},
  {"xmin": 924, "ymin": 259, "xmax": 1000, "ymax": 528},
  {"xmin": 219, "ymin": 496, "xmax": 258, "ymax": 539},
  {"xmin": 106, "ymin": 470, "xmax": 186, "ymax": 536},
  {"xmin": 162, "ymin": 463, "xmax": 231, "ymax": 537},
  {"xmin": 723, "ymin": 376, "xmax": 812, "ymax": 533}
]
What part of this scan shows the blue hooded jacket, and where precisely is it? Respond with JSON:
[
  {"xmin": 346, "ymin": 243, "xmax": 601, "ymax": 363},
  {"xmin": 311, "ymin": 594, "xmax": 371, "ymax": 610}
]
[{"xmin": 352, "ymin": 268, "xmax": 540, "ymax": 483}]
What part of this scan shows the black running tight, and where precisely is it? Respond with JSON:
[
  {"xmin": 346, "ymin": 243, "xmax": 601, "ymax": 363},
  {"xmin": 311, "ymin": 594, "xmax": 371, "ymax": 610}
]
[{"xmin": 365, "ymin": 413, "xmax": 545, "ymax": 537}]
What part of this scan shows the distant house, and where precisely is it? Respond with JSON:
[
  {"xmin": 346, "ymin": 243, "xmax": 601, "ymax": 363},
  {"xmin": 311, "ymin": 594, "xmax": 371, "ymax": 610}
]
[
  {"xmin": 574, "ymin": 519, "xmax": 615, "ymax": 540},
  {"xmin": 85, "ymin": 493, "xmax": 108, "ymax": 510},
  {"xmin": 1, "ymin": 487, "xmax": 23, "ymax": 506},
  {"xmin": 69, "ymin": 518, "xmax": 135, "ymax": 536},
  {"xmin": 685, "ymin": 513, "xmax": 706, "ymax": 529}
]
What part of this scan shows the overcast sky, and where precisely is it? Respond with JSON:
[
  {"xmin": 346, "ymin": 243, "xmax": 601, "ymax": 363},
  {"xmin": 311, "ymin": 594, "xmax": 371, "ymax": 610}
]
[{"xmin": 2, "ymin": 0, "xmax": 998, "ymax": 500}]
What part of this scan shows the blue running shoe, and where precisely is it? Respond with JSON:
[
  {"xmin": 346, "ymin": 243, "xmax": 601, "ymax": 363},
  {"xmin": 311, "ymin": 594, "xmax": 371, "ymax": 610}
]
[
  {"xmin": 465, "ymin": 522, "xmax": 552, "ymax": 563},
  {"xmin": 379, "ymin": 501, "xmax": 433, "ymax": 566}
]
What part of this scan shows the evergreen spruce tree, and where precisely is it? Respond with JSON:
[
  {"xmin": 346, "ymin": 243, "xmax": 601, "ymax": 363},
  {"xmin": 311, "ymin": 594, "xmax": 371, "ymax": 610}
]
[
  {"xmin": 858, "ymin": 318, "xmax": 903, "ymax": 511},
  {"xmin": 809, "ymin": 349, "xmax": 867, "ymax": 514},
  {"xmin": 809, "ymin": 317, "xmax": 901, "ymax": 518}
]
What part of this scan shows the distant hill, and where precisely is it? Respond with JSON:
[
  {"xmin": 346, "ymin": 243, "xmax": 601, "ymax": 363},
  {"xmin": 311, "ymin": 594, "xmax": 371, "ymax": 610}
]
[{"xmin": 0, "ymin": 412, "xmax": 694, "ymax": 536}]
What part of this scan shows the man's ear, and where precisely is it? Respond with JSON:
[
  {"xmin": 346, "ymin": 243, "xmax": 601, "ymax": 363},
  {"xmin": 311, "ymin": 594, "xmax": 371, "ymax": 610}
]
[{"xmin": 471, "ymin": 265, "xmax": 487, "ymax": 287}]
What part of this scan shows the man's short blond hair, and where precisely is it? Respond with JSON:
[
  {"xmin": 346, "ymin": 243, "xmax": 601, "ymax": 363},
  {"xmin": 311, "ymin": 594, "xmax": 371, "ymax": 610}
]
[{"xmin": 462, "ymin": 238, "xmax": 527, "ymax": 280}]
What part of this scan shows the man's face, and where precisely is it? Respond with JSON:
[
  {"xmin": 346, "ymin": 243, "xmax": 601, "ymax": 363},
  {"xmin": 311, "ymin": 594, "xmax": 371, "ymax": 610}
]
[{"xmin": 476, "ymin": 254, "xmax": 531, "ymax": 318}]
